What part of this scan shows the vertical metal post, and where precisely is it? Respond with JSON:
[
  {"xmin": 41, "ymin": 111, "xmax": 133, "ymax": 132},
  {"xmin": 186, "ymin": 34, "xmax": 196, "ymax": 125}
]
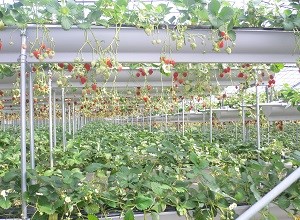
[
  {"xmin": 149, "ymin": 108, "xmax": 152, "ymax": 132},
  {"xmin": 62, "ymin": 88, "xmax": 66, "ymax": 151},
  {"xmin": 256, "ymin": 83, "xmax": 261, "ymax": 149},
  {"xmin": 53, "ymin": 91, "xmax": 56, "ymax": 147},
  {"xmin": 68, "ymin": 104, "xmax": 71, "ymax": 134},
  {"xmin": 20, "ymin": 29, "xmax": 27, "ymax": 220},
  {"xmin": 242, "ymin": 94, "xmax": 246, "ymax": 142},
  {"xmin": 165, "ymin": 113, "xmax": 168, "ymax": 131},
  {"xmin": 266, "ymin": 86, "xmax": 270, "ymax": 144},
  {"xmin": 48, "ymin": 73, "xmax": 53, "ymax": 169},
  {"xmin": 202, "ymin": 112, "xmax": 206, "ymax": 133},
  {"xmin": 209, "ymin": 92, "xmax": 213, "ymax": 143},
  {"xmin": 182, "ymin": 98, "xmax": 185, "ymax": 136},
  {"xmin": 72, "ymin": 102, "xmax": 75, "ymax": 137},
  {"xmin": 29, "ymin": 71, "xmax": 35, "ymax": 170}
]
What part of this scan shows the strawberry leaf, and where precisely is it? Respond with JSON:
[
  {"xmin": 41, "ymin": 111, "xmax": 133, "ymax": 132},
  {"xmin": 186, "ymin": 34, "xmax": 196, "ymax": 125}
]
[
  {"xmin": 219, "ymin": 6, "xmax": 234, "ymax": 22},
  {"xmin": 135, "ymin": 194, "xmax": 153, "ymax": 210},
  {"xmin": 151, "ymin": 212, "xmax": 159, "ymax": 220},
  {"xmin": 208, "ymin": 0, "xmax": 220, "ymax": 16},
  {"xmin": 87, "ymin": 214, "xmax": 98, "ymax": 220},
  {"xmin": 227, "ymin": 30, "xmax": 236, "ymax": 41},
  {"xmin": 61, "ymin": 16, "xmax": 72, "ymax": 30},
  {"xmin": 0, "ymin": 198, "xmax": 11, "ymax": 209},
  {"xmin": 124, "ymin": 209, "xmax": 135, "ymax": 220}
]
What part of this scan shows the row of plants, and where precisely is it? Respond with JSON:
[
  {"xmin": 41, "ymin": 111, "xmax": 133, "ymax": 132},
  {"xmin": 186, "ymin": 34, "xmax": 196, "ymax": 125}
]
[
  {"xmin": 0, "ymin": 0, "xmax": 299, "ymax": 31},
  {"xmin": 0, "ymin": 121, "xmax": 299, "ymax": 219}
]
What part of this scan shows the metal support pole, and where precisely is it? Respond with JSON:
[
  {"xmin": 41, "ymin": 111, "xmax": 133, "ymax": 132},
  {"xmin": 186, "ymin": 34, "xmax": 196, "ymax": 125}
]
[
  {"xmin": 72, "ymin": 102, "xmax": 75, "ymax": 137},
  {"xmin": 182, "ymin": 99, "xmax": 185, "ymax": 136},
  {"xmin": 165, "ymin": 113, "xmax": 168, "ymax": 130},
  {"xmin": 256, "ymin": 83, "xmax": 261, "ymax": 149},
  {"xmin": 242, "ymin": 95, "xmax": 246, "ymax": 142},
  {"xmin": 53, "ymin": 91, "xmax": 56, "ymax": 147},
  {"xmin": 202, "ymin": 112, "xmax": 206, "ymax": 133},
  {"xmin": 149, "ymin": 108, "xmax": 152, "ymax": 132},
  {"xmin": 236, "ymin": 167, "xmax": 300, "ymax": 220},
  {"xmin": 29, "ymin": 71, "xmax": 35, "ymax": 170},
  {"xmin": 68, "ymin": 104, "xmax": 71, "ymax": 134},
  {"xmin": 209, "ymin": 93, "xmax": 213, "ymax": 143},
  {"xmin": 266, "ymin": 86, "xmax": 270, "ymax": 144},
  {"xmin": 48, "ymin": 73, "xmax": 53, "ymax": 169},
  {"xmin": 62, "ymin": 88, "xmax": 66, "ymax": 151},
  {"xmin": 20, "ymin": 29, "xmax": 27, "ymax": 220}
]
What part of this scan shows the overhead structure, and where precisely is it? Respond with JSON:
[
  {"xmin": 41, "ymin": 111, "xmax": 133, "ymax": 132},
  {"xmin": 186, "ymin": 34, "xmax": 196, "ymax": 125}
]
[
  {"xmin": 261, "ymin": 102, "xmax": 300, "ymax": 121},
  {"xmin": 0, "ymin": 26, "xmax": 298, "ymax": 64}
]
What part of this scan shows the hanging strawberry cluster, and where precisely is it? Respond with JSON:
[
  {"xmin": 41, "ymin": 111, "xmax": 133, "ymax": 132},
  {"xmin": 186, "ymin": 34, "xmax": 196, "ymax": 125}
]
[
  {"xmin": 213, "ymin": 31, "xmax": 235, "ymax": 54},
  {"xmin": 91, "ymin": 57, "xmax": 122, "ymax": 79},
  {"xmin": 219, "ymin": 66, "xmax": 231, "ymax": 78},
  {"xmin": 160, "ymin": 56, "xmax": 176, "ymax": 76},
  {"xmin": 135, "ymin": 67, "xmax": 154, "ymax": 78}
]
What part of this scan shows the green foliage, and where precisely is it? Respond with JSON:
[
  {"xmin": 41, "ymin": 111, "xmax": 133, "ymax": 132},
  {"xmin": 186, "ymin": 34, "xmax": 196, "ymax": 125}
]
[{"xmin": 0, "ymin": 121, "xmax": 299, "ymax": 218}]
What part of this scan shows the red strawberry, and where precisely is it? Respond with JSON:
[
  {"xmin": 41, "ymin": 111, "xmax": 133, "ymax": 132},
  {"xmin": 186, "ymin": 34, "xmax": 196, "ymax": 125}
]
[
  {"xmin": 226, "ymin": 67, "xmax": 231, "ymax": 73},
  {"xmin": 80, "ymin": 76, "xmax": 87, "ymax": 84},
  {"xmin": 33, "ymin": 50, "xmax": 40, "ymax": 59},
  {"xmin": 173, "ymin": 72, "xmax": 179, "ymax": 78},
  {"xmin": 219, "ymin": 72, "xmax": 225, "ymax": 78},
  {"xmin": 117, "ymin": 65, "xmax": 123, "ymax": 72},
  {"xmin": 220, "ymin": 31, "xmax": 226, "ymax": 37},
  {"xmin": 40, "ymin": 43, "xmax": 46, "ymax": 50},
  {"xmin": 67, "ymin": 63, "xmax": 74, "ymax": 72},
  {"xmin": 271, "ymin": 79, "xmax": 275, "ymax": 84},
  {"xmin": 217, "ymin": 41, "xmax": 224, "ymax": 48},
  {"xmin": 91, "ymin": 83, "xmax": 97, "ymax": 91},
  {"xmin": 139, "ymin": 67, "xmax": 144, "ymax": 72},
  {"xmin": 143, "ymin": 96, "xmax": 149, "ymax": 102},
  {"xmin": 141, "ymin": 70, "xmax": 146, "ymax": 76},
  {"xmin": 269, "ymin": 75, "xmax": 274, "ymax": 79},
  {"xmin": 84, "ymin": 63, "xmax": 91, "ymax": 71},
  {"xmin": 178, "ymin": 78, "xmax": 184, "ymax": 84},
  {"xmin": 170, "ymin": 60, "xmax": 176, "ymax": 66},
  {"xmin": 148, "ymin": 68, "xmax": 153, "ymax": 75},
  {"xmin": 58, "ymin": 63, "xmax": 64, "ymax": 68},
  {"xmin": 237, "ymin": 72, "xmax": 244, "ymax": 78},
  {"xmin": 106, "ymin": 58, "xmax": 113, "ymax": 68},
  {"xmin": 183, "ymin": 72, "xmax": 188, "ymax": 77},
  {"xmin": 136, "ymin": 72, "xmax": 140, "ymax": 77}
]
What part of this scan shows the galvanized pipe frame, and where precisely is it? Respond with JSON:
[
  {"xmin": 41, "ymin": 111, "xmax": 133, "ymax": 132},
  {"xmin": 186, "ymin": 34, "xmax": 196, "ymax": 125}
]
[
  {"xmin": 29, "ymin": 70, "xmax": 35, "ymax": 171},
  {"xmin": 20, "ymin": 28, "xmax": 27, "ymax": 220},
  {"xmin": 49, "ymin": 72, "xmax": 54, "ymax": 169}
]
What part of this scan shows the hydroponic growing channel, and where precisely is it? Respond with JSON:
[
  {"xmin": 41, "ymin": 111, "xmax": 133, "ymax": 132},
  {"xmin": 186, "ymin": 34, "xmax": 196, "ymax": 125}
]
[{"xmin": 0, "ymin": 0, "xmax": 300, "ymax": 220}]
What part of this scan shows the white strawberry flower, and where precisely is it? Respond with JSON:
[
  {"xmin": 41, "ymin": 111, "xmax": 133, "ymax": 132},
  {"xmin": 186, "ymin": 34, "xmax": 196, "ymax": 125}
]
[
  {"xmin": 229, "ymin": 203, "xmax": 237, "ymax": 210},
  {"xmin": 64, "ymin": 196, "xmax": 71, "ymax": 203},
  {"xmin": 1, "ymin": 190, "xmax": 7, "ymax": 198}
]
